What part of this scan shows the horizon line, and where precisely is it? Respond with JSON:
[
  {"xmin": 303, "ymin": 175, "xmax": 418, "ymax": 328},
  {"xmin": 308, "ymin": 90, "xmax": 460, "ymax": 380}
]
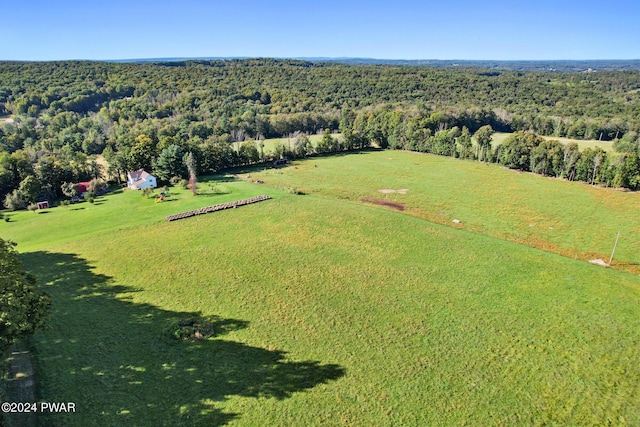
[{"xmin": 2, "ymin": 57, "xmax": 640, "ymax": 63}]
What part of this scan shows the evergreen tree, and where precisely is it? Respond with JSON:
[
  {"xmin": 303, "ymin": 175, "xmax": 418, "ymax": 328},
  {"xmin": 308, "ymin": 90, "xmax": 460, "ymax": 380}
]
[{"xmin": 153, "ymin": 144, "xmax": 186, "ymax": 182}]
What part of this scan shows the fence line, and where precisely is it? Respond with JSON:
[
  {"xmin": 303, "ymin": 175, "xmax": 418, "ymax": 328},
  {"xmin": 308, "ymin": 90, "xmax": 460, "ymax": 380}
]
[{"xmin": 165, "ymin": 195, "xmax": 272, "ymax": 222}]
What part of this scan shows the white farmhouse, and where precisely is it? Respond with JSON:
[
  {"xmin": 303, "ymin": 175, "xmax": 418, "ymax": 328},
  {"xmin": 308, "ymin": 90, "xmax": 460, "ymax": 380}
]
[{"xmin": 127, "ymin": 169, "xmax": 157, "ymax": 190}]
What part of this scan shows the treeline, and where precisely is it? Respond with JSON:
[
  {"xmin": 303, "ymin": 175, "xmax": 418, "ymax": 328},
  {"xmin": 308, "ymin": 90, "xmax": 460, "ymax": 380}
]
[
  {"xmin": 495, "ymin": 132, "xmax": 639, "ymax": 189},
  {"xmin": 1, "ymin": 59, "xmax": 640, "ymax": 207},
  {"xmin": 337, "ymin": 107, "xmax": 640, "ymax": 189}
]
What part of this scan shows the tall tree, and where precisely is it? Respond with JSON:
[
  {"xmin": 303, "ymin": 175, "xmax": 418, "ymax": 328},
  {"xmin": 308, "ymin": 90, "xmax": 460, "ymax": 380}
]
[
  {"xmin": 0, "ymin": 238, "xmax": 51, "ymax": 351},
  {"xmin": 499, "ymin": 131, "xmax": 544, "ymax": 171},
  {"xmin": 129, "ymin": 134, "xmax": 157, "ymax": 172},
  {"xmin": 613, "ymin": 153, "xmax": 640, "ymax": 190},
  {"xmin": 185, "ymin": 152, "xmax": 197, "ymax": 195},
  {"xmin": 18, "ymin": 175, "xmax": 41, "ymax": 204},
  {"xmin": 457, "ymin": 126, "xmax": 474, "ymax": 160},
  {"xmin": 474, "ymin": 125, "xmax": 494, "ymax": 162},
  {"xmin": 153, "ymin": 144, "xmax": 185, "ymax": 182},
  {"xmin": 238, "ymin": 141, "xmax": 260, "ymax": 164}
]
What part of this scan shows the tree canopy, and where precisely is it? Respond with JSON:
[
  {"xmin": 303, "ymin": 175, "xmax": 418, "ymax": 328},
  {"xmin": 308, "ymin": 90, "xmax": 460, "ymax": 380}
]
[
  {"xmin": 1, "ymin": 59, "xmax": 640, "ymax": 203},
  {"xmin": 0, "ymin": 238, "xmax": 50, "ymax": 350}
]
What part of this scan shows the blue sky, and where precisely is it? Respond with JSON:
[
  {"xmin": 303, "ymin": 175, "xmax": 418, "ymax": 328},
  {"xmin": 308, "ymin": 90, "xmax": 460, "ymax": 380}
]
[{"xmin": 3, "ymin": 0, "xmax": 639, "ymax": 61}]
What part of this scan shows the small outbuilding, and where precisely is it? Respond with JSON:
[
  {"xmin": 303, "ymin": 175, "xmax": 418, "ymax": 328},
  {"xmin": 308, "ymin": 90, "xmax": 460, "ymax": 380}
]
[
  {"xmin": 36, "ymin": 201, "xmax": 49, "ymax": 209},
  {"xmin": 77, "ymin": 181, "xmax": 90, "ymax": 194},
  {"xmin": 127, "ymin": 169, "xmax": 157, "ymax": 190}
]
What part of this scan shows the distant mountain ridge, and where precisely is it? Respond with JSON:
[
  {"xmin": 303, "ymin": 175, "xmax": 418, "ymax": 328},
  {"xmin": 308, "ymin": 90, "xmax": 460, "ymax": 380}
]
[{"xmin": 108, "ymin": 57, "xmax": 640, "ymax": 71}]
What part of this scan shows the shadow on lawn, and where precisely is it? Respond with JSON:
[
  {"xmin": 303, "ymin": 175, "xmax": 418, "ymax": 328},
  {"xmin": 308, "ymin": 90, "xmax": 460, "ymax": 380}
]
[{"xmin": 21, "ymin": 252, "xmax": 345, "ymax": 426}]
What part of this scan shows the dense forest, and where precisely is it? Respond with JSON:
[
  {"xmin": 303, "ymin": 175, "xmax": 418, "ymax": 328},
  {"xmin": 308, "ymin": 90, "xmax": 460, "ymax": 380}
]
[{"xmin": 1, "ymin": 58, "xmax": 639, "ymax": 208}]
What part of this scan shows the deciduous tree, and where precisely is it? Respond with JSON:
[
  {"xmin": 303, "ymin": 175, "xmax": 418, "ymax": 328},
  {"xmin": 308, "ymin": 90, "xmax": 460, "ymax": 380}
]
[
  {"xmin": 0, "ymin": 238, "xmax": 50, "ymax": 351},
  {"xmin": 474, "ymin": 125, "xmax": 494, "ymax": 162}
]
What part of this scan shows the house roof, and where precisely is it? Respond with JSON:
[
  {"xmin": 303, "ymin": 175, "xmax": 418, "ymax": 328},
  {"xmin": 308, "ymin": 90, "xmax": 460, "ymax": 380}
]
[
  {"xmin": 128, "ymin": 169, "xmax": 152, "ymax": 180},
  {"xmin": 127, "ymin": 169, "xmax": 155, "ymax": 187}
]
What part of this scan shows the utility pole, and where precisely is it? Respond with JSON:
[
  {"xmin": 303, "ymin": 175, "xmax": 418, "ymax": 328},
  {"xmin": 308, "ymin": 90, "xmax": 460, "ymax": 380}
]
[{"xmin": 608, "ymin": 230, "xmax": 621, "ymax": 266}]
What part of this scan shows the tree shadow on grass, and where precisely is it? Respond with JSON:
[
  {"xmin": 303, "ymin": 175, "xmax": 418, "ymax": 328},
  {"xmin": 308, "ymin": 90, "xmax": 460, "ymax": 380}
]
[{"xmin": 20, "ymin": 252, "xmax": 345, "ymax": 426}]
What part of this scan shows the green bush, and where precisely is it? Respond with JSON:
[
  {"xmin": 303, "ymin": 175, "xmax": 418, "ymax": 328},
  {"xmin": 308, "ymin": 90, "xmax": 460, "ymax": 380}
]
[
  {"xmin": 3, "ymin": 190, "xmax": 27, "ymax": 211},
  {"xmin": 87, "ymin": 178, "xmax": 107, "ymax": 195},
  {"xmin": 61, "ymin": 182, "xmax": 80, "ymax": 198}
]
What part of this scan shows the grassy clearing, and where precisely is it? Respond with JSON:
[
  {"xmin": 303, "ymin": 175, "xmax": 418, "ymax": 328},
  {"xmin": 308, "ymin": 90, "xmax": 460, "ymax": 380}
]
[
  {"xmin": 245, "ymin": 150, "xmax": 640, "ymax": 271},
  {"xmin": 2, "ymin": 156, "xmax": 640, "ymax": 425},
  {"xmin": 0, "ymin": 176, "xmax": 281, "ymax": 253},
  {"xmin": 258, "ymin": 133, "xmax": 341, "ymax": 155},
  {"xmin": 11, "ymin": 195, "xmax": 640, "ymax": 426},
  {"xmin": 492, "ymin": 132, "xmax": 615, "ymax": 151}
]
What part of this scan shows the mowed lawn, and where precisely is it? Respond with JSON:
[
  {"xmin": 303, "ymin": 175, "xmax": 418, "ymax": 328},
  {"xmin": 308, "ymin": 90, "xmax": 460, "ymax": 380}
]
[
  {"xmin": 1, "ymin": 161, "xmax": 639, "ymax": 425},
  {"xmin": 246, "ymin": 150, "xmax": 640, "ymax": 270},
  {"xmin": 0, "ymin": 176, "xmax": 282, "ymax": 253}
]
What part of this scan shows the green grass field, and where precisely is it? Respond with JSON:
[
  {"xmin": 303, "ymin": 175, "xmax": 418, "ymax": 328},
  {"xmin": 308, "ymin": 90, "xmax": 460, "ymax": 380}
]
[
  {"xmin": 492, "ymin": 132, "xmax": 615, "ymax": 151},
  {"xmin": 2, "ymin": 153, "xmax": 640, "ymax": 426},
  {"xmin": 246, "ymin": 150, "xmax": 640, "ymax": 270},
  {"xmin": 0, "ymin": 177, "xmax": 282, "ymax": 253},
  {"xmin": 258, "ymin": 133, "xmax": 340, "ymax": 155}
]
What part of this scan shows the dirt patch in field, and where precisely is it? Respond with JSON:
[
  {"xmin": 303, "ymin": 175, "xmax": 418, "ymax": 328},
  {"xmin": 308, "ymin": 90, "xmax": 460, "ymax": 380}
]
[{"xmin": 362, "ymin": 198, "xmax": 406, "ymax": 211}]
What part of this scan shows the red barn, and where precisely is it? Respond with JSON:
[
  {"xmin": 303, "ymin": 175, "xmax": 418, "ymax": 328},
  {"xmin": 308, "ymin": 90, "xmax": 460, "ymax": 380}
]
[{"xmin": 77, "ymin": 182, "xmax": 90, "ymax": 194}]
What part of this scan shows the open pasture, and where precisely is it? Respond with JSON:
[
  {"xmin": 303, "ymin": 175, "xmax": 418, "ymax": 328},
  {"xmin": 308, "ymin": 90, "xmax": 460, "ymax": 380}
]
[
  {"xmin": 2, "ymin": 157, "xmax": 640, "ymax": 425},
  {"xmin": 246, "ymin": 150, "xmax": 640, "ymax": 270}
]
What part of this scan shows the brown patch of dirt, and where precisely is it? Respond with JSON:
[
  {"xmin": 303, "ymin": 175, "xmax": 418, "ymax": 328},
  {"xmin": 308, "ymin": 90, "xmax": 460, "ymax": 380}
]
[{"xmin": 362, "ymin": 198, "xmax": 405, "ymax": 211}]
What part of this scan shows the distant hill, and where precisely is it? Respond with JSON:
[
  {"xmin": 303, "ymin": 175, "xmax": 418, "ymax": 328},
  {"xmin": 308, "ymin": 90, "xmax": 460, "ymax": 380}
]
[
  {"xmin": 307, "ymin": 58, "xmax": 640, "ymax": 72},
  {"xmin": 108, "ymin": 57, "xmax": 640, "ymax": 72}
]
